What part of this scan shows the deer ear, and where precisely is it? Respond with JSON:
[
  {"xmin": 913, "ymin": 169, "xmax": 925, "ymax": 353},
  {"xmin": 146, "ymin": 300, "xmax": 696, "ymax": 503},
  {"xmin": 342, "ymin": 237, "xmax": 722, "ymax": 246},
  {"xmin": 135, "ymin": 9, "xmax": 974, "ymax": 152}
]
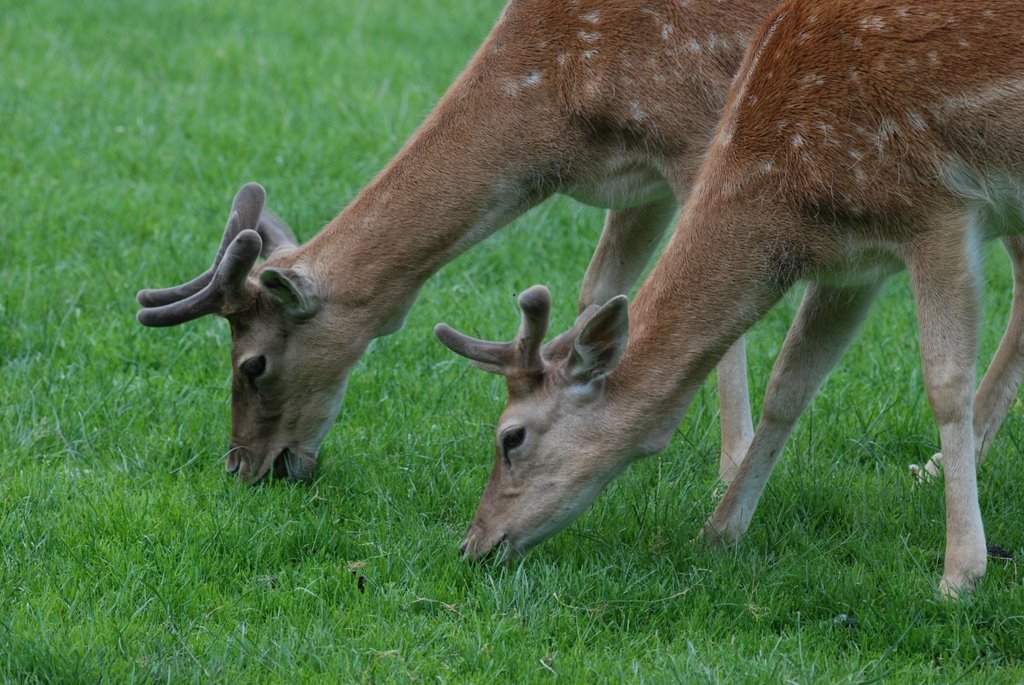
[
  {"xmin": 259, "ymin": 267, "xmax": 320, "ymax": 319},
  {"xmin": 568, "ymin": 295, "xmax": 629, "ymax": 383}
]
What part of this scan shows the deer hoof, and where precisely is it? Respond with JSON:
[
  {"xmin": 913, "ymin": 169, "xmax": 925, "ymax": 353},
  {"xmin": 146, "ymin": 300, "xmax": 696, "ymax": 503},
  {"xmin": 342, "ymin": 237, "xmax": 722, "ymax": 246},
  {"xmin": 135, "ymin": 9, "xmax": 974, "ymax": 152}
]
[{"xmin": 925, "ymin": 453, "xmax": 943, "ymax": 479}]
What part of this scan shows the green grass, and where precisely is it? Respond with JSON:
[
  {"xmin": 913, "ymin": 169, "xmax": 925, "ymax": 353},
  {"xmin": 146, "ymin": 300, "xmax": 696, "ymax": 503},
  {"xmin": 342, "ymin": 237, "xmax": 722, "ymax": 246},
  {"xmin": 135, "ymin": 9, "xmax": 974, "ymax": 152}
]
[{"xmin": 2, "ymin": 0, "xmax": 1023, "ymax": 682}]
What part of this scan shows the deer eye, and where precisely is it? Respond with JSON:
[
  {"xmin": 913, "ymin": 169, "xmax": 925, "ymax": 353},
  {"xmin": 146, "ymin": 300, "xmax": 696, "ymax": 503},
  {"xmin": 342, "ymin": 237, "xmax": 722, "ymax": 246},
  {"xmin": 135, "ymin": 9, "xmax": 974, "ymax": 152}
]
[
  {"xmin": 239, "ymin": 355, "xmax": 267, "ymax": 381},
  {"xmin": 500, "ymin": 427, "xmax": 526, "ymax": 461}
]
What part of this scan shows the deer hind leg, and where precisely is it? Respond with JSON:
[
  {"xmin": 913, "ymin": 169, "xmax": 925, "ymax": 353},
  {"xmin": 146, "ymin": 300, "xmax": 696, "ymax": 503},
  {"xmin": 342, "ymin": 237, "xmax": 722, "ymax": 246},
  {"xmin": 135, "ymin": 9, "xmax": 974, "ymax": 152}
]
[
  {"xmin": 907, "ymin": 218, "xmax": 986, "ymax": 597},
  {"xmin": 704, "ymin": 281, "xmax": 881, "ymax": 543},
  {"xmin": 925, "ymin": 234, "xmax": 1024, "ymax": 477},
  {"xmin": 578, "ymin": 201, "xmax": 754, "ymax": 482}
]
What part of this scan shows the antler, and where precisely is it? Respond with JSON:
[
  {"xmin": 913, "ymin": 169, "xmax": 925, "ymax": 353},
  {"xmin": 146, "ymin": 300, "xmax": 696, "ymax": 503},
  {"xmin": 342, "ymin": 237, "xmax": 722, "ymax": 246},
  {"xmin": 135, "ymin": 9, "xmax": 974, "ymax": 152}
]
[
  {"xmin": 435, "ymin": 285, "xmax": 552, "ymax": 375},
  {"xmin": 136, "ymin": 183, "xmax": 298, "ymax": 327}
]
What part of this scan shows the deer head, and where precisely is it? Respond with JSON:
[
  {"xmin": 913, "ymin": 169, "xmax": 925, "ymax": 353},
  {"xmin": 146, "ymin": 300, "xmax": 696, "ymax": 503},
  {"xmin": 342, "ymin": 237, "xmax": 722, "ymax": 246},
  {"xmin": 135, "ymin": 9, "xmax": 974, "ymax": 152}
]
[
  {"xmin": 435, "ymin": 285, "xmax": 635, "ymax": 559},
  {"xmin": 137, "ymin": 183, "xmax": 354, "ymax": 484}
]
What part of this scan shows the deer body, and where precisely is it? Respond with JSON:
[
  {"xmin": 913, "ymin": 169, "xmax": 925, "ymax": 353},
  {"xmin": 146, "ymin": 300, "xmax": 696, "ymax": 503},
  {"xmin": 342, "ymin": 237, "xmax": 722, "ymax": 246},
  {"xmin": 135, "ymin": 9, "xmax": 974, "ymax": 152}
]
[
  {"xmin": 139, "ymin": 0, "xmax": 781, "ymax": 483},
  {"xmin": 439, "ymin": 0, "xmax": 1024, "ymax": 595}
]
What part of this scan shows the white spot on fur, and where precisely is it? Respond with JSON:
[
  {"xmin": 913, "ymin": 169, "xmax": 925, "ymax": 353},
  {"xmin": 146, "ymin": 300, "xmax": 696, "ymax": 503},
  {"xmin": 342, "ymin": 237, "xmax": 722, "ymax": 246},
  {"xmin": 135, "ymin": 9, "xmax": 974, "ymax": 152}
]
[
  {"xmin": 905, "ymin": 109, "xmax": 927, "ymax": 131},
  {"xmin": 928, "ymin": 50, "xmax": 941, "ymax": 65},
  {"xmin": 877, "ymin": 117, "xmax": 899, "ymax": 147},
  {"xmin": 859, "ymin": 16, "xmax": 886, "ymax": 31},
  {"xmin": 801, "ymin": 73, "xmax": 826, "ymax": 88},
  {"xmin": 630, "ymin": 101, "xmax": 646, "ymax": 122},
  {"xmin": 792, "ymin": 133, "xmax": 805, "ymax": 148},
  {"xmin": 581, "ymin": 10, "xmax": 601, "ymax": 24},
  {"xmin": 854, "ymin": 168, "xmax": 867, "ymax": 183},
  {"xmin": 662, "ymin": 23, "xmax": 674, "ymax": 40},
  {"xmin": 582, "ymin": 49, "xmax": 598, "ymax": 60},
  {"xmin": 523, "ymin": 72, "xmax": 542, "ymax": 87},
  {"xmin": 578, "ymin": 30, "xmax": 601, "ymax": 42},
  {"xmin": 557, "ymin": 53, "xmax": 568, "ymax": 65},
  {"xmin": 686, "ymin": 38, "xmax": 702, "ymax": 53},
  {"xmin": 760, "ymin": 159, "xmax": 775, "ymax": 174},
  {"xmin": 815, "ymin": 121, "xmax": 838, "ymax": 145}
]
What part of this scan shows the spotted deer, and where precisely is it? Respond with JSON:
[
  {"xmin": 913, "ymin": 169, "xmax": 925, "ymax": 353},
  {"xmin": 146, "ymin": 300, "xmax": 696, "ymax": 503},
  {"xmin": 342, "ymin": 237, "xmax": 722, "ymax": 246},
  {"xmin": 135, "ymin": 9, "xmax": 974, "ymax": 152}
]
[
  {"xmin": 137, "ymin": 0, "xmax": 783, "ymax": 484},
  {"xmin": 437, "ymin": 0, "xmax": 1024, "ymax": 596}
]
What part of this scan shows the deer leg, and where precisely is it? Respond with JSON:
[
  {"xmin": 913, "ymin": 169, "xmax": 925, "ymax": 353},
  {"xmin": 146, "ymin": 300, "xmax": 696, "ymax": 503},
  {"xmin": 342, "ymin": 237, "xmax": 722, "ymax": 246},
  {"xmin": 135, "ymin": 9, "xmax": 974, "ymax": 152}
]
[
  {"xmin": 578, "ymin": 201, "xmax": 754, "ymax": 481},
  {"xmin": 704, "ymin": 281, "xmax": 881, "ymax": 543},
  {"xmin": 925, "ymin": 234, "xmax": 1024, "ymax": 476},
  {"xmin": 907, "ymin": 225, "xmax": 986, "ymax": 597},
  {"xmin": 578, "ymin": 200, "xmax": 678, "ymax": 308}
]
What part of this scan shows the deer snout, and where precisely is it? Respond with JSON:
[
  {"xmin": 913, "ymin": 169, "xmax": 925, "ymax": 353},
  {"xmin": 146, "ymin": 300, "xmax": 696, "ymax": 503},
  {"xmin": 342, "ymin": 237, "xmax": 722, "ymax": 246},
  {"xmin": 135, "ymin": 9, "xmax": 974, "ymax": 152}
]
[
  {"xmin": 272, "ymin": 449, "xmax": 318, "ymax": 482},
  {"xmin": 225, "ymin": 443, "xmax": 319, "ymax": 484},
  {"xmin": 459, "ymin": 527, "xmax": 510, "ymax": 562},
  {"xmin": 225, "ymin": 443, "xmax": 254, "ymax": 475},
  {"xmin": 225, "ymin": 443, "xmax": 276, "ymax": 485}
]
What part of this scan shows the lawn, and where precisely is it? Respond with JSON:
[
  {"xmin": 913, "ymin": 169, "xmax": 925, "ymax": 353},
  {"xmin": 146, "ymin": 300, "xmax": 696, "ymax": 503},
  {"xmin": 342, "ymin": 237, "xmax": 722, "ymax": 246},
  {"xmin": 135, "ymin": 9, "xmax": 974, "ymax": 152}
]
[{"xmin": 2, "ymin": 0, "xmax": 1023, "ymax": 682}]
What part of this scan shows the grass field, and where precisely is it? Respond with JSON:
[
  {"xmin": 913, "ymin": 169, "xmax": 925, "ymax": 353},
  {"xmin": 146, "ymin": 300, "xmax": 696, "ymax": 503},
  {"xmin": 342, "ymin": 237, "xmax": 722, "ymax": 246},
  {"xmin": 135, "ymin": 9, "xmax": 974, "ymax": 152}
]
[{"xmin": 2, "ymin": 0, "xmax": 1024, "ymax": 682}]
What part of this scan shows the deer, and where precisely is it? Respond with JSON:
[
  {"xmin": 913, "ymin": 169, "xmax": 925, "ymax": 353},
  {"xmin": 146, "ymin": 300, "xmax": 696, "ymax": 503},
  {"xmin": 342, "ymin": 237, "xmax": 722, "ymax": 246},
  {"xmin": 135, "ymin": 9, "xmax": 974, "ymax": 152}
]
[
  {"xmin": 435, "ymin": 0, "xmax": 1024, "ymax": 596},
  {"xmin": 137, "ymin": 0, "xmax": 787, "ymax": 484}
]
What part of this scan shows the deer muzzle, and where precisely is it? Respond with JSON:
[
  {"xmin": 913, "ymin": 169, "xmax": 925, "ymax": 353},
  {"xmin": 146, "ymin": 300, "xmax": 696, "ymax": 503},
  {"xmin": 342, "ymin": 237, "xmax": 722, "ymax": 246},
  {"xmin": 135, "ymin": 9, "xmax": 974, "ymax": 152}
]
[{"xmin": 225, "ymin": 444, "xmax": 318, "ymax": 484}]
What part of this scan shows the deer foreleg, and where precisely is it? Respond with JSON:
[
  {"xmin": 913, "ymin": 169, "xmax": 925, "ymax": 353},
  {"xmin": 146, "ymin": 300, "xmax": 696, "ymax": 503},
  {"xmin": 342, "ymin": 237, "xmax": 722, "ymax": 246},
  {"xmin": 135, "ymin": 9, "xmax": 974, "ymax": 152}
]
[
  {"xmin": 704, "ymin": 281, "xmax": 881, "ymax": 543},
  {"xmin": 579, "ymin": 200, "xmax": 754, "ymax": 481}
]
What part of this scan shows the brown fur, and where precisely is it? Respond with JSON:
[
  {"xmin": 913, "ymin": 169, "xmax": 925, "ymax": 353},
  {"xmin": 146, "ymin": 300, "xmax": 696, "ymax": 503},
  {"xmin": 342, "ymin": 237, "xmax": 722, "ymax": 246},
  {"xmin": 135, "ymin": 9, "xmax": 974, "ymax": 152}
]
[
  {"xmin": 449, "ymin": 0, "xmax": 1024, "ymax": 597},
  {"xmin": 139, "ymin": 0, "xmax": 781, "ymax": 483}
]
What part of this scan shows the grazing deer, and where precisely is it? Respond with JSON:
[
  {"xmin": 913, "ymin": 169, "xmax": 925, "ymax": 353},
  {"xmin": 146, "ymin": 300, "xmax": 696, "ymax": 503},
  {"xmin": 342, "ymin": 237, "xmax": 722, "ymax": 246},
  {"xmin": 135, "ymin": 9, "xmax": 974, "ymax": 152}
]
[
  {"xmin": 138, "ymin": 0, "xmax": 784, "ymax": 483},
  {"xmin": 437, "ymin": 0, "xmax": 1024, "ymax": 596}
]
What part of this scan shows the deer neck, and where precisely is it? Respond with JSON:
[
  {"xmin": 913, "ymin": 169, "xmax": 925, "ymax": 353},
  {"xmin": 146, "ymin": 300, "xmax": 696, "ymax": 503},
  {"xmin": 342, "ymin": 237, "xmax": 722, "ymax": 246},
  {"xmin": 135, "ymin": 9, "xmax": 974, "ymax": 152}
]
[
  {"xmin": 288, "ymin": 0, "xmax": 780, "ymax": 332},
  {"xmin": 608, "ymin": 194, "xmax": 795, "ymax": 454},
  {"xmin": 298, "ymin": 98, "xmax": 547, "ymax": 324}
]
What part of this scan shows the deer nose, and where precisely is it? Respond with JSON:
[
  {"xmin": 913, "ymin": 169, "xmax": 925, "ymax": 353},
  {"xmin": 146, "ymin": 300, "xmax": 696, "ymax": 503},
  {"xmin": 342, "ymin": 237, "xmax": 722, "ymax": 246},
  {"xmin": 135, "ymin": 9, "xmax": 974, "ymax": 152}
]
[
  {"xmin": 273, "ymin": 449, "xmax": 290, "ymax": 479},
  {"xmin": 459, "ymin": 524, "xmax": 476, "ymax": 558},
  {"xmin": 226, "ymin": 444, "xmax": 258, "ymax": 479},
  {"xmin": 225, "ymin": 446, "xmax": 245, "ymax": 473}
]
